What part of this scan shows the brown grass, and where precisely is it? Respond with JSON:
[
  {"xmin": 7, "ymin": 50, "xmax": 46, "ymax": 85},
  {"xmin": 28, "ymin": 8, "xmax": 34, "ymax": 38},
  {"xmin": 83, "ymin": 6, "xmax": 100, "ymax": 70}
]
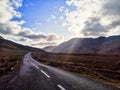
[
  {"xmin": 32, "ymin": 52, "xmax": 120, "ymax": 88},
  {"xmin": 0, "ymin": 50, "xmax": 26, "ymax": 77}
]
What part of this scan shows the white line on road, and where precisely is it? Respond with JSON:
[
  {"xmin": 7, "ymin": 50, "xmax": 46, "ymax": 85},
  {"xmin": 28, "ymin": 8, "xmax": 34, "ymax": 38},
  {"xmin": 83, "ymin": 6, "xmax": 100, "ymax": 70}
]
[
  {"xmin": 31, "ymin": 62, "xmax": 39, "ymax": 69},
  {"xmin": 35, "ymin": 65, "xmax": 39, "ymax": 69},
  {"xmin": 31, "ymin": 62, "xmax": 34, "ymax": 65},
  {"xmin": 57, "ymin": 85, "xmax": 66, "ymax": 90},
  {"xmin": 40, "ymin": 70, "xmax": 50, "ymax": 78}
]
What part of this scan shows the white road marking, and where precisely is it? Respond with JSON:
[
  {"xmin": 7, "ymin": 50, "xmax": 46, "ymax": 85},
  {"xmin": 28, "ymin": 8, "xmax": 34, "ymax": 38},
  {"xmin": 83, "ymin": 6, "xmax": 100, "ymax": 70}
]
[
  {"xmin": 40, "ymin": 70, "xmax": 50, "ymax": 78},
  {"xmin": 35, "ymin": 65, "xmax": 39, "ymax": 69},
  {"xmin": 31, "ymin": 62, "xmax": 39, "ymax": 69},
  {"xmin": 57, "ymin": 85, "xmax": 66, "ymax": 90}
]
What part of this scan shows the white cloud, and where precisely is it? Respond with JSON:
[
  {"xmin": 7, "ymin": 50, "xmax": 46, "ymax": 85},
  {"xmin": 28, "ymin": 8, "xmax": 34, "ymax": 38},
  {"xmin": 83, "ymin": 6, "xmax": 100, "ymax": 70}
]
[
  {"xmin": 59, "ymin": 16, "xmax": 64, "ymax": 20},
  {"xmin": 19, "ymin": 20, "xmax": 26, "ymax": 25},
  {"xmin": 10, "ymin": 0, "xmax": 23, "ymax": 8},
  {"xmin": 64, "ymin": 0, "xmax": 120, "ymax": 38},
  {"xmin": 0, "ymin": 21, "xmax": 23, "ymax": 34},
  {"xmin": 0, "ymin": 0, "xmax": 23, "ymax": 35},
  {"xmin": 0, "ymin": 0, "xmax": 64, "ymax": 48},
  {"xmin": 59, "ymin": 6, "xmax": 65, "ymax": 12},
  {"xmin": 0, "ymin": 0, "xmax": 22, "ymax": 23},
  {"xmin": 51, "ymin": 15, "xmax": 56, "ymax": 19},
  {"xmin": 18, "ymin": 30, "xmax": 64, "ymax": 48},
  {"xmin": 62, "ymin": 22, "xmax": 68, "ymax": 27}
]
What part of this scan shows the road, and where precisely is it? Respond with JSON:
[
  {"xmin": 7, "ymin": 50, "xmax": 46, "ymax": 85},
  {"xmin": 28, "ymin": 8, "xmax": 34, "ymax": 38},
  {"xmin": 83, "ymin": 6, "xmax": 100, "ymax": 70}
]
[{"xmin": 0, "ymin": 52, "xmax": 119, "ymax": 90}]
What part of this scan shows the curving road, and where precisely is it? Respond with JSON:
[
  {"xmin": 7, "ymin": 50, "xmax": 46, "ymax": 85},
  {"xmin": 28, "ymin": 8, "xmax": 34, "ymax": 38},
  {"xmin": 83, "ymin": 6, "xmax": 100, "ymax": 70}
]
[{"xmin": 0, "ymin": 52, "xmax": 119, "ymax": 90}]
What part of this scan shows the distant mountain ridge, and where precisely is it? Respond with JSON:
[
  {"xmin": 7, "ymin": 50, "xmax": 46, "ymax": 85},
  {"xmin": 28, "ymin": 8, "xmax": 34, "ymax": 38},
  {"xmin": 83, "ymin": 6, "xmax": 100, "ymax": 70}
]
[
  {"xmin": 43, "ymin": 46, "xmax": 56, "ymax": 52},
  {"xmin": 0, "ymin": 36, "xmax": 45, "ymax": 55},
  {"xmin": 43, "ymin": 35, "xmax": 120, "ymax": 55}
]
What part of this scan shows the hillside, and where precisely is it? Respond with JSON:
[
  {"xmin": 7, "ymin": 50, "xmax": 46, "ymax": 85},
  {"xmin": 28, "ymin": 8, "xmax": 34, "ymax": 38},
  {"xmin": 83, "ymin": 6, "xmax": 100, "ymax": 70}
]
[
  {"xmin": 0, "ymin": 35, "xmax": 120, "ymax": 88},
  {"xmin": 0, "ymin": 36, "xmax": 45, "ymax": 77},
  {"xmin": 43, "ymin": 46, "xmax": 56, "ymax": 52},
  {"xmin": 44, "ymin": 35, "xmax": 120, "ymax": 55},
  {"xmin": 0, "ymin": 37, "xmax": 45, "ymax": 56}
]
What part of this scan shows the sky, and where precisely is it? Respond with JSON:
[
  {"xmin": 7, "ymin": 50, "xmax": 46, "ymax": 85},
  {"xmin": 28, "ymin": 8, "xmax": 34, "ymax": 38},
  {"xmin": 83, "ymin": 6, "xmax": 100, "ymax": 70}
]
[{"xmin": 0, "ymin": 0, "xmax": 120, "ymax": 48}]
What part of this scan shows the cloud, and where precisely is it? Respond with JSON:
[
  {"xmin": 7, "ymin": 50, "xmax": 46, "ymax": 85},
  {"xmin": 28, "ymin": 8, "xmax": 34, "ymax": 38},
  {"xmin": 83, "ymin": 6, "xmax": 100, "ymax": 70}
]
[
  {"xmin": 18, "ymin": 29, "xmax": 63, "ymax": 41},
  {"xmin": 0, "ymin": 0, "xmax": 23, "ymax": 35},
  {"xmin": 19, "ymin": 37, "xmax": 28, "ymax": 42},
  {"xmin": 19, "ymin": 30, "xmax": 63, "ymax": 47},
  {"xmin": 59, "ymin": 6, "xmax": 65, "ymax": 12},
  {"xmin": 103, "ymin": 0, "xmax": 120, "ymax": 16},
  {"xmin": 0, "ymin": 21, "xmax": 24, "ymax": 35},
  {"xmin": 51, "ymin": 15, "xmax": 56, "ymax": 19},
  {"xmin": 0, "ymin": 0, "xmax": 22, "ymax": 23},
  {"xmin": 81, "ymin": 22, "xmax": 108, "ymax": 37},
  {"xmin": 64, "ymin": 0, "xmax": 120, "ymax": 38},
  {"xmin": 31, "ymin": 42, "xmax": 57, "ymax": 48},
  {"xmin": 107, "ymin": 20, "xmax": 120, "ymax": 29},
  {"xmin": 18, "ymin": 30, "xmax": 46, "ymax": 40},
  {"xmin": 16, "ymin": 28, "xmax": 63, "ymax": 47},
  {"xmin": 46, "ymin": 33, "xmax": 63, "ymax": 41},
  {"xmin": 80, "ymin": 17, "xmax": 108, "ymax": 37},
  {"xmin": 10, "ymin": 0, "xmax": 23, "ymax": 8},
  {"xmin": 0, "ymin": 0, "xmax": 64, "ymax": 48}
]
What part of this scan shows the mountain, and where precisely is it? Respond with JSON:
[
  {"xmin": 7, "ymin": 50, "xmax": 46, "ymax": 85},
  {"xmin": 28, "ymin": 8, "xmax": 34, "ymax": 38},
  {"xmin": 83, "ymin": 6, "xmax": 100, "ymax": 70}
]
[
  {"xmin": 43, "ymin": 46, "xmax": 56, "ymax": 52},
  {"xmin": 44, "ymin": 35, "xmax": 120, "ymax": 55},
  {"xmin": 0, "ymin": 36, "xmax": 45, "ymax": 55}
]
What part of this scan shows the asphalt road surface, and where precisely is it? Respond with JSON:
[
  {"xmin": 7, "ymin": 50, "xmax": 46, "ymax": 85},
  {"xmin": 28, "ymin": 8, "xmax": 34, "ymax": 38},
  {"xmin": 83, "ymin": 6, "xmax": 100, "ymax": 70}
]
[{"xmin": 0, "ymin": 53, "xmax": 119, "ymax": 90}]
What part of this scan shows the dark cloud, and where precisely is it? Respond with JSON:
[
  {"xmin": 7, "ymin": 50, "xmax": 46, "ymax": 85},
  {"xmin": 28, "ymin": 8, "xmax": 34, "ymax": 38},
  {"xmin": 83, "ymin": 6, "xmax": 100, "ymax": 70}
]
[
  {"xmin": 0, "ymin": 23, "xmax": 14, "ymax": 34},
  {"xmin": 0, "ymin": 29, "xmax": 13, "ymax": 35},
  {"xmin": 17, "ymin": 31, "xmax": 27, "ymax": 36},
  {"xmin": 18, "ymin": 31, "xmax": 46, "ymax": 40},
  {"xmin": 81, "ymin": 18, "xmax": 108, "ymax": 37},
  {"xmin": 47, "ymin": 34, "xmax": 62, "ymax": 41},
  {"xmin": 47, "ymin": 35, "xmax": 57, "ymax": 41},
  {"xmin": 82, "ymin": 23, "xmax": 107, "ymax": 36},
  {"xmin": 27, "ymin": 34, "xmax": 46, "ymax": 40},
  {"xmin": 18, "ymin": 31, "xmax": 63, "ymax": 42},
  {"xmin": 103, "ymin": 0, "xmax": 120, "ymax": 16},
  {"xmin": 107, "ymin": 20, "xmax": 120, "ymax": 29}
]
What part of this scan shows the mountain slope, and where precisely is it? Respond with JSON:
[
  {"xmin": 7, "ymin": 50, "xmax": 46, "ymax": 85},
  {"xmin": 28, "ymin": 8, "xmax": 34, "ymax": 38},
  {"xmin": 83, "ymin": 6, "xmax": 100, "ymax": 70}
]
[
  {"xmin": 43, "ymin": 46, "xmax": 56, "ymax": 52},
  {"xmin": 46, "ymin": 35, "xmax": 120, "ymax": 55},
  {"xmin": 0, "ymin": 36, "xmax": 45, "ymax": 56}
]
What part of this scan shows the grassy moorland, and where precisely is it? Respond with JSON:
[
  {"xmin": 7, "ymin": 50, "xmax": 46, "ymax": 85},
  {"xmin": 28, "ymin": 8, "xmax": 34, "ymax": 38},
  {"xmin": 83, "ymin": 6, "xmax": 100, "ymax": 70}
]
[
  {"xmin": 32, "ymin": 52, "xmax": 120, "ymax": 88},
  {"xmin": 0, "ymin": 50, "xmax": 26, "ymax": 77}
]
